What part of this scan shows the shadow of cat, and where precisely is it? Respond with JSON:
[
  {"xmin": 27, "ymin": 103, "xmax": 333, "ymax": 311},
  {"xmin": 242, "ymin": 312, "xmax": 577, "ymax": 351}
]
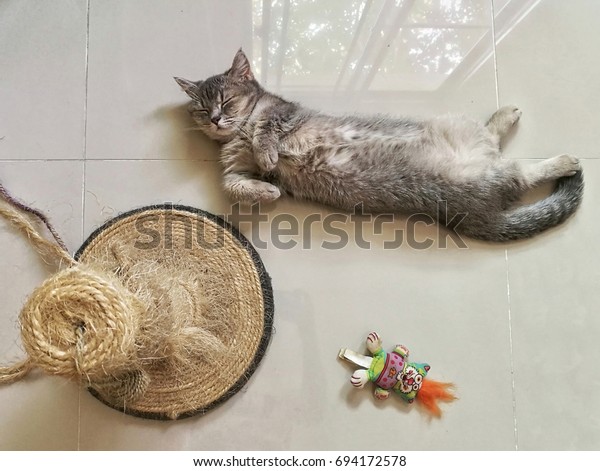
[{"xmin": 152, "ymin": 103, "xmax": 220, "ymax": 161}]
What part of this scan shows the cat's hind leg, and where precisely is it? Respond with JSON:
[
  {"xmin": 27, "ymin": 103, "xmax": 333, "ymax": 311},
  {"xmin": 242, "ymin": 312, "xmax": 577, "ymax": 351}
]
[
  {"xmin": 486, "ymin": 105, "xmax": 522, "ymax": 143},
  {"xmin": 520, "ymin": 154, "xmax": 581, "ymax": 187}
]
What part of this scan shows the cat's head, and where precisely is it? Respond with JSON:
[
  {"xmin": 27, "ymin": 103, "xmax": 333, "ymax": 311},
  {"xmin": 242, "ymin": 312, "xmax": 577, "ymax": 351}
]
[{"xmin": 174, "ymin": 49, "xmax": 261, "ymax": 142}]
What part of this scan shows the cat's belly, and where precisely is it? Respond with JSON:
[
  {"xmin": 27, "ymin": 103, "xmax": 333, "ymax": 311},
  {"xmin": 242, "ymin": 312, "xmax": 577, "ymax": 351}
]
[
  {"xmin": 307, "ymin": 123, "xmax": 500, "ymax": 184},
  {"xmin": 274, "ymin": 130, "xmax": 507, "ymax": 213},
  {"xmin": 275, "ymin": 155, "xmax": 426, "ymax": 213}
]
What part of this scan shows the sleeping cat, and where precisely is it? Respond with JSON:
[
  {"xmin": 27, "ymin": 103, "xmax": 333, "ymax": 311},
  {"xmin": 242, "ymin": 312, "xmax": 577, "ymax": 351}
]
[{"xmin": 175, "ymin": 49, "xmax": 584, "ymax": 241}]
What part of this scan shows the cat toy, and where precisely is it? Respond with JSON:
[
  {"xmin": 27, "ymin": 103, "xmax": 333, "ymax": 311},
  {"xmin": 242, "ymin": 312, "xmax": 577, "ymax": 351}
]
[
  {"xmin": 339, "ymin": 332, "xmax": 456, "ymax": 417},
  {"xmin": 0, "ymin": 183, "xmax": 274, "ymax": 420}
]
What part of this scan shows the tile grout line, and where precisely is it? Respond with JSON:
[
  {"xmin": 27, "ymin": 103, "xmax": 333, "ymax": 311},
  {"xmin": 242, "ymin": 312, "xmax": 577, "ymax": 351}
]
[
  {"xmin": 491, "ymin": 0, "xmax": 518, "ymax": 451},
  {"xmin": 78, "ymin": 0, "xmax": 92, "ymax": 452},
  {"xmin": 82, "ymin": 0, "xmax": 91, "ymax": 243},
  {"xmin": 0, "ymin": 158, "xmax": 222, "ymax": 162},
  {"xmin": 504, "ymin": 250, "xmax": 518, "ymax": 450},
  {"xmin": 77, "ymin": 385, "xmax": 82, "ymax": 451}
]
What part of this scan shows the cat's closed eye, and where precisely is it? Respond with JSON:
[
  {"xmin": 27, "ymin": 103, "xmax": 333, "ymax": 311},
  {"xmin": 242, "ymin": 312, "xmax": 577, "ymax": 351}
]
[
  {"xmin": 189, "ymin": 103, "xmax": 209, "ymax": 118},
  {"xmin": 222, "ymin": 97, "xmax": 235, "ymax": 112},
  {"xmin": 192, "ymin": 109, "xmax": 208, "ymax": 119},
  {"xmin": 192, "ymin": 111, "xmax": 209, "ymax": 120}
]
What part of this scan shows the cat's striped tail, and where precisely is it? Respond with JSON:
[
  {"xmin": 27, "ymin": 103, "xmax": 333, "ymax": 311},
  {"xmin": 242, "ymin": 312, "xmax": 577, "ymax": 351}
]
[{"xmin": 463, "ymin": 170, "xmax": 584, "ymax": 241}]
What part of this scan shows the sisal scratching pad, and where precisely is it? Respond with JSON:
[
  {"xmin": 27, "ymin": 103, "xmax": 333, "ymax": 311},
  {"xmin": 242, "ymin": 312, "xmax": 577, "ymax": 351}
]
[{"xmin": 75, "ymin": 204, "xmax": 274, "ymax": 420}]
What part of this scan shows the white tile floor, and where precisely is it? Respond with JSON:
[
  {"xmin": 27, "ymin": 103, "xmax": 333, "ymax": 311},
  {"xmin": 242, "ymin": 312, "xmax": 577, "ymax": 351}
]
[{"xmin": 0, "ymin": 0, "xmax": 599, "ymax": 450}]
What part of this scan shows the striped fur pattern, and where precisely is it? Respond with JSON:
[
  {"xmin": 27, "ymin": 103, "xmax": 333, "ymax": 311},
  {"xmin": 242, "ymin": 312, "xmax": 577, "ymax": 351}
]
[{"xmin": 175, "ymin": 50, "xmax": 584, "ymax": 241}]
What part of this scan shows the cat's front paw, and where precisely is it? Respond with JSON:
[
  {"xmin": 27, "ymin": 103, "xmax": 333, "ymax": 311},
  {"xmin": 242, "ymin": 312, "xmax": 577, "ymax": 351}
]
[
  {"xmin": 254, "ymin": 182, "xmax": 281, "ymax": 202},
  {"xmin": 226, "ymin": 177, "xmax": 282, "ymax": 203},
  {"xmin": 255, "ymin": 149, "xmax": 279, "ymax": 173}
]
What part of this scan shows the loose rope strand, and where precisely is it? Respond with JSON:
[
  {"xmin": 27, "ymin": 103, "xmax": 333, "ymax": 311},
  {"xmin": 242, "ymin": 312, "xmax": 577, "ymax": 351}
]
[
  {"xmin": 0, "ymin": 182, "xmax": 75, "ymax": 383},
  {"xmin": 0, "ymin": 182, "xmax": 70, "ymax": 253},
  {"xmin": 0, "ymin": 205, "xmax": 74, "ymax": 266},
  {"xmin": 0, "ymin": 359, "xmax": 33, "ymax": 384}
]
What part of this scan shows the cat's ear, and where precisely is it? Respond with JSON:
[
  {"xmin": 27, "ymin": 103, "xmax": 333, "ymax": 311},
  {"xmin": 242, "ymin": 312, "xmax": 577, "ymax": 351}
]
[
  {"xmin": 228, "ymin": 48, "xmax": 254, "ymax": 81},
  {"xmin": 174, "ymin": 77, "xmax": 201, "ymax": 99}
]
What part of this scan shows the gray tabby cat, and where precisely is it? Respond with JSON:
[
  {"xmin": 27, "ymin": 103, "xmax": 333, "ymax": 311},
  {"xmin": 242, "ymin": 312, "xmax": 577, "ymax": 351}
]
[{"xmin": 175, "ymin": 49, "xmax": 583, "ymax": 241}]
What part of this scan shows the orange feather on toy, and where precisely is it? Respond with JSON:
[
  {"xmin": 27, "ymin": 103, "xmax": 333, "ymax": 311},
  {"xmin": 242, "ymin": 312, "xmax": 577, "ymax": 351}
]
[{"xmin": 417, "ymin": 379, "xmax": 457, "ymax": 417}]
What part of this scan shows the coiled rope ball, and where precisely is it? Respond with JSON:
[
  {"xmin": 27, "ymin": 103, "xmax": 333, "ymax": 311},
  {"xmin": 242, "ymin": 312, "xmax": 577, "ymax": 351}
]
[
  {"xmin": 20, "ymin": 266, "xmax": 144, "ymax": 382},
  {"xmin": 0, "ymin": 186, "xmax": 150, "ymax": 401}
]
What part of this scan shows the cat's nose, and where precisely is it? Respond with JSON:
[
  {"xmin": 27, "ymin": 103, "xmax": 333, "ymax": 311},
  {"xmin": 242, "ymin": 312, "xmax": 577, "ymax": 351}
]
[{"xmin": 211, "ymin": 116, "xmax": 221, "ymax": 126}]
